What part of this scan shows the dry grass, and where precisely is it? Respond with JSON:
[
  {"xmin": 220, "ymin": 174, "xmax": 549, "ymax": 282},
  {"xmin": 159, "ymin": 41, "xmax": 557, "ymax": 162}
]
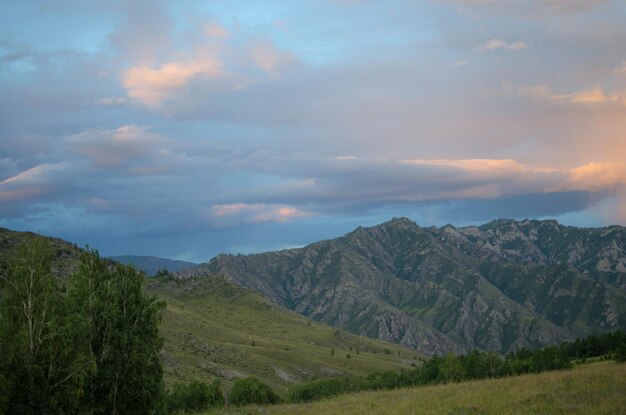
[{"xmin": 212, "ymin": 361, "xmax": 625, "ymax": 415}]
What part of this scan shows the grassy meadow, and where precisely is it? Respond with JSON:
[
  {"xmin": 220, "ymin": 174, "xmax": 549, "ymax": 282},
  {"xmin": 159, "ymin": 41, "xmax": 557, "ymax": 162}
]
[
  {"xmin": 146, "ymin": 276, "xmax": 419, "ymax": 394},
  {"xmin": 210, "ymin": 361, "xmax": 625, "ymax": 415}
]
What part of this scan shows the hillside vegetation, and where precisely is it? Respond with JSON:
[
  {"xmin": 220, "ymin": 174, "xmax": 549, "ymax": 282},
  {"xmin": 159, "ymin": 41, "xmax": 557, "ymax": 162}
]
[
  {"xmin": 146, "ymin": 276, "xmax": 418, "ymax": 394},
  {"xmin": 1, "ymin": 228, "xmax": 417, "ymax": 397},
  {"xmin": 181, "ymin": 218, "xmax": 626, "ymax": 355},
  {"xmin": 212, "ymin": 361, "xmax": 625, "ymax": 415}
]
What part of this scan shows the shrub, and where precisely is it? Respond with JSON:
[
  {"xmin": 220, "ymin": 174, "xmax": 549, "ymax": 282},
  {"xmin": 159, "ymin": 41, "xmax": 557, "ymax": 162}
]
[
  {"xmin": 166, "ymin": 379, "xmax": 224, "ymax": 413},
  {"xmin": 288, "ymin": 376, "xmax": 366, "ymax": 403},
  {"xmin": 229, "ymin": 377, "xmax": 280, "ymax": 406}
]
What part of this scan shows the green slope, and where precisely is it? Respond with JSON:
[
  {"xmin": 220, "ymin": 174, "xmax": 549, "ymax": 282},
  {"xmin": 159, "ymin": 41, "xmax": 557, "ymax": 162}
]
[{"xmin": 146, "ymin": 276, "xmax": 419, "ymax": 394}]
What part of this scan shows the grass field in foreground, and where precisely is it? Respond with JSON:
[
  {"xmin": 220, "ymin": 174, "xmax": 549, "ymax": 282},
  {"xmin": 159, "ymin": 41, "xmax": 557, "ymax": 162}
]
[{"xmin": 211, "ymin": 361, "xmax": 625, "ymax": 415}]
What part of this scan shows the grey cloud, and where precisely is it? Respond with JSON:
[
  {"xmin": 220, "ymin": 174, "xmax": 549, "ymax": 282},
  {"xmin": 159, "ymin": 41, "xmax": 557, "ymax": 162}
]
[
  {"xmin": 108, "ymin": 0, "xmax": 173, "ymax": 64},
  {"xmin": 1, "ymin": 0, "xmax": 625, "ymax": 259},
  {"xmin": 447, "ymin": 0, "xmax": 610, "ymax": 16}
]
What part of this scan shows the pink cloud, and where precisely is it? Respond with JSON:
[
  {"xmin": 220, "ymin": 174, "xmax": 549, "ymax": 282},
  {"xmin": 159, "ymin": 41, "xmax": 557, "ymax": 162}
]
[
  {"xmin": 401, "ymin": 158, "xmax": 626, "ymax": 200},
  {"xmin": 0, "ymin": 163, "xmax": 66, "ymax": 208},
  {"xmin": 511, "ymin": 85, "xmax": 626, "ymax": 106},
  {"xmin": 568, "ymin": 162, "xmax": 626, "ymax": 190},
  {"xmin": 209, "ymin": 203, "xmax": 313, "ymax": 224},
  {"xmin": 0, "ymin": 163, "xmax": 65, "ymax": 187},
  {"xmin": 123, "ymin": 53, "xmax": 223, "ymax": 106},
  {"xmin": 403, "ymin": 158, "xmax": 529, "ymax": 172}
]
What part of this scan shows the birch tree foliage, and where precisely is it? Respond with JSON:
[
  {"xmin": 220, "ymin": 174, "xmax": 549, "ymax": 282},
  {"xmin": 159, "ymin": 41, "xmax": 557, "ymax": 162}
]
[
  {"xmin": 0, "ymin": 239, "xmax": 91, "ymax": 414},
  {"xmin": 0, "ymin": 240, "xmax": 166, "ymax": 415},
  {"xmin": 69, "ymin": 250, "xmax": 166, "ymax": 415}
]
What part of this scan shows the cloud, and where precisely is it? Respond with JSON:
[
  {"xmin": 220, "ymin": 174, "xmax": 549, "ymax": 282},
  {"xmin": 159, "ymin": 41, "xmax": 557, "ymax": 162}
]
[
  {"xmin": 0, "ymin": 163, "xmax": 67, "ymax": 213},
  {"xmin": 208, "ymin": 203, "xmax": 314, "ymax": 225},
  {"xmin": 449, "ymin": 0, "xmax": 610, "ymax": 15},
  {"xmin": 123, "ymin": 53, "xmax": 223, "ymax": 106},
  {"xmin": 236, "ymin": 154, "xmax": 623, "ymax": 214},
  {"xmin": 249, "ymin": 40, "xmax": 295, "ymax": 74},
  {"xmin": 538, "ymin": 0, "xmax": 609, "ymax": 14},
  {"xmin": 401, "ymin": 159, "xmax": 625, "ymax": 195},
  {"xmin": 476, "ymin": 38, "xmax": 528, "ymax": 51},
  {"xmin": 0, "ymin": 158, "xmax": 19, "ymax": 181},
  {"xmin": 203, "ymin": 22, "xmax": 228, "ymax": 38},
  {"xmin": 66, "ymin": 125, "xmax": 169, "ymax": 169},
  {"xmin": 116, "ymin": 17, "xmax": 296, "ymax": 110},
  {"xmin": 614, "ymin": 62, "xmax": 626, "ymax": 77},
  {"xmin": 108, "ymin": 0, "xmax": 173, "ymax": 64},
  {"xmin": 97, "ymin": 97, "xmax": 128, "ymax": 106},
  {"xmin": 512, "ymin": 85, "xmax": 626, "ymax": 105},
  {"xmin": 568, "ymin": 162, "xmax": 626, "ymax": 190},
  {"xmin": 403, "ymin": 158, "xmax": 529, "ymax": 173},
  {"xmin": 0, "ymin": 163, "xmax": 58, "ymax": 186},
  {"xmin": 2, "ymin": 0, "xmax": 626, "ymax": 260}
]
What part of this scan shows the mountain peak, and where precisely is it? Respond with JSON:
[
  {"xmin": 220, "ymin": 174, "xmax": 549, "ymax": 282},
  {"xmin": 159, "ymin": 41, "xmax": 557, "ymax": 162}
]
[
  {"xmin": 382, "ymin": 217, "xmax": 419, "ymax": 228},
  {"xmin": 478, "ymin": 218, "xmax": 564, "ymax": 231}
]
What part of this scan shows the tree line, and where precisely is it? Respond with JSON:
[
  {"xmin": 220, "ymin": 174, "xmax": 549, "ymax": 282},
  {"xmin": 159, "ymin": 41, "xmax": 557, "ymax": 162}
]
[{"xmin": 288, "ymin": 329, "xmax": 626, "ymax": 403}]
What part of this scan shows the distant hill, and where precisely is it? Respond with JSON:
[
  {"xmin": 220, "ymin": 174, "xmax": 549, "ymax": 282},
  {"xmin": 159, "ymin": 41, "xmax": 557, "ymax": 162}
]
[
  {"xmin": 179, "ymin": 218, "xmax": 626, "ymax": 355},
  {"xmin": 109, "ymin": 255, "xmax": 197, "ymax": 276},
  {"xmin": 0, "ymin": 227, "xmax": 82, "ymax": 279}
]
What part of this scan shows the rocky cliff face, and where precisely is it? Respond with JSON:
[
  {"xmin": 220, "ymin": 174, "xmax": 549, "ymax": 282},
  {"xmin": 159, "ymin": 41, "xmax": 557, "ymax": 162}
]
[{"xmin": 179, "ymin": 218, "xmax": 626, "ymax": 355}]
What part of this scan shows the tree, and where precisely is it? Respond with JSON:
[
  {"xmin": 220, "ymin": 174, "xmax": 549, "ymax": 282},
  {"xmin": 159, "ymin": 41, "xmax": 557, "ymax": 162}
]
[
  {"xmin": 480, "ymin": 351, "xmax": 504, "ymax": 378},
  {"xmin": 0, "ymin": 241, "xmax": 166, "ymax": 414},
  {"xmin": 437, "ymin": 353, "xmax": 463, "ymax": 383},
  {"xmin": 615, "ymin": 343, "xmax": 626, "ymax": 363},
  {"xmin": 68, "ymin": 250, "xmax": 166, "ymax": 414},
  {"xmin": 166, "ymin": 379, "xmax": 224, "ymax": 413},
  {"xmin": 0, "ymin": 239, "xmax": 92, "ymax": 414},
  {"xmin": 229, "ymin": 377, "xmax": 280, "ymax": 406}
]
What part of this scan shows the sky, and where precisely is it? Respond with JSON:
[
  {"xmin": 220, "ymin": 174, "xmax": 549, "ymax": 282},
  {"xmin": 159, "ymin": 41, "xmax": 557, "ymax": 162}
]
[{"xmin": 1, "ymin": 0, "xmax": 626, "ymax": 263}]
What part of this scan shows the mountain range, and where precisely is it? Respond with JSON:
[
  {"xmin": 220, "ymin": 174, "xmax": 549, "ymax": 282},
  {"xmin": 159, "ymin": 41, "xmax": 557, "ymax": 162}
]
[
  {"xmin": 177, "ymin": 218, "xmax": 626, "ymax": 355},
  {"xmin": 109, "ymin": 255, "xmax": 198, "ymax": 276}
]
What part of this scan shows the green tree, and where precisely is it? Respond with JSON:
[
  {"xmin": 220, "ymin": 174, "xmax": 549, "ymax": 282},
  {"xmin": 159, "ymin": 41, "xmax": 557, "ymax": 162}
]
[
  {"xmin": 437, "ymin": 353, "xmax": 464, "ymax": 383},
  {"xmin": 229, "ymin": 377, "xmax": 280, "ymax": 406},
  {"xmin": 69, "ymin": 250, "xmax": 166, "ymax": 414},
  {"xmin": 0, "ymin": 239, "xmax": 92, "ymax": 414},
  {"xmin": 166, "ymin": 379, "xmax": 224, "ymax": 413},
  {"xmin": 614, "ymin": 343, "xmax": 626, "ymax": 363},
  {"xmin": 480, "ymin": 351, "xmax": 504, "ymax": 378}
]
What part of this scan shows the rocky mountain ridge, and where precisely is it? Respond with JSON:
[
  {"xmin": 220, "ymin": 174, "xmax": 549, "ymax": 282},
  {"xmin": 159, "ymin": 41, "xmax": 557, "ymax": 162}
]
[{"xmin": 178, "ymin": 218, "xmax": 626, "ymax": 355}]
